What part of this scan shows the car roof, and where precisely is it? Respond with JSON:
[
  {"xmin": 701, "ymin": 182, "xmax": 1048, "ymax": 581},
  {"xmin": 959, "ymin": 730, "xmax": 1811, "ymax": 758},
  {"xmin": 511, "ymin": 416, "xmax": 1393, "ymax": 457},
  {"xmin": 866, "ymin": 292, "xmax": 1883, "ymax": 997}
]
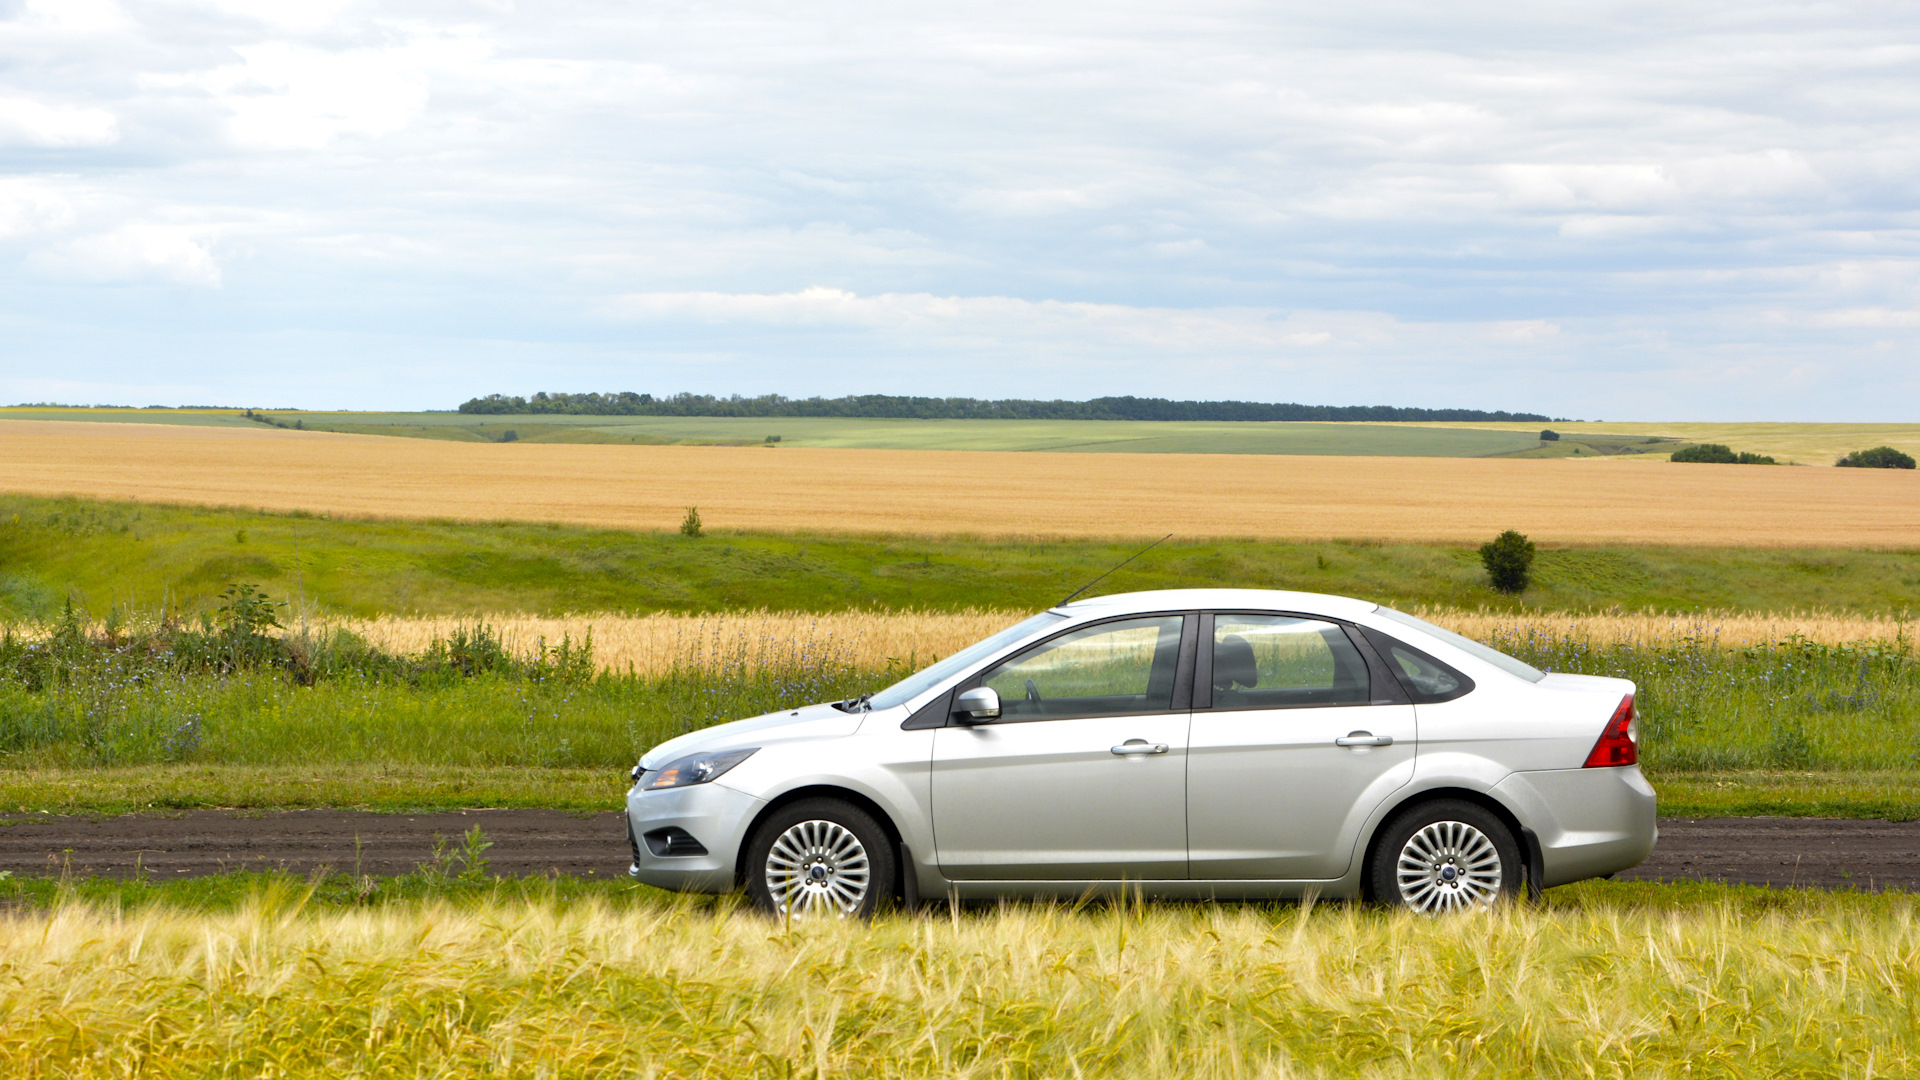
[{"xmin": 1054, "ymin": 588, "xmax": 1380, "ymax": 620}]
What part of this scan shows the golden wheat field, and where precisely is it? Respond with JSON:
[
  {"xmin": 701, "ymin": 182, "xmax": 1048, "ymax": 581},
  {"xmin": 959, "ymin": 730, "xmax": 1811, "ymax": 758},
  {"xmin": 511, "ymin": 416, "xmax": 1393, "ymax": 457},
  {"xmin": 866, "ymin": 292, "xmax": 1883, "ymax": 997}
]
[
  {"xmin": 6, "ymin": 890, "xmax": 1920, "ymax": 1078},
  {"xmin": 332, "ymin": 608, "xmax": 1920, "ymax": 676},
  {"xmin": 4, "ymin": 419, "xmax": 1919, "ymax": 545}
]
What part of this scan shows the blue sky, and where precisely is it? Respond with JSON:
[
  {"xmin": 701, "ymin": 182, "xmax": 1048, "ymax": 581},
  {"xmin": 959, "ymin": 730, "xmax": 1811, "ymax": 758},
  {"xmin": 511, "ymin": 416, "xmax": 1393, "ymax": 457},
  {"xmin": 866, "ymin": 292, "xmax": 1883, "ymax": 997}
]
[{"xmin": 0, "ymin": 0, "xmax": 1915, "ymax": 419}]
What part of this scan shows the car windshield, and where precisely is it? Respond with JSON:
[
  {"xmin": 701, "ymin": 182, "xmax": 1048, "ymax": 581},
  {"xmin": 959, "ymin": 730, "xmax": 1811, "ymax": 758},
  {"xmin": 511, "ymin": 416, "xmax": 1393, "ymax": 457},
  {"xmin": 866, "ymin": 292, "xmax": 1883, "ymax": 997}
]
[
  {"xmin": 864, "ymin": 612, "xmax": 1067, "ymax": 710},
  {"xmin": 1371, "ymin": 606, "xmax": 1547, "ymax": 683}
]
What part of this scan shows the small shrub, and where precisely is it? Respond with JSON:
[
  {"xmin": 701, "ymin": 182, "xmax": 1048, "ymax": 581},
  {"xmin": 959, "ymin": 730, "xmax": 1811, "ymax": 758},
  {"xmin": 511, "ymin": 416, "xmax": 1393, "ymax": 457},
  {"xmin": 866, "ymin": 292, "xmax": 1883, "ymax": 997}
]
[
  {"xmin": 498, "ymin": 430, "xmax": 519, "ymax": 443},
  {"xmin": 1837, "ymin": 446, "xmax": 1916, "ymax": 469},
  {"xmin": 680, "ymin": 506, "xmax": 703, "ymax": 538},
  {"xmin": 1479, "ymin": 530, "xmax": 1536, "ymax": 594},
  {"xmin": 1671, "ymin": 443, "xmax": 1776, "ymax": 465},
  {"xmin": 1539, "ymin": 429, "xmax": 1560, "ymax": 442},
  {"xmin": 764, "ymin": 435, "xmax": 781, "ymax": 444}
]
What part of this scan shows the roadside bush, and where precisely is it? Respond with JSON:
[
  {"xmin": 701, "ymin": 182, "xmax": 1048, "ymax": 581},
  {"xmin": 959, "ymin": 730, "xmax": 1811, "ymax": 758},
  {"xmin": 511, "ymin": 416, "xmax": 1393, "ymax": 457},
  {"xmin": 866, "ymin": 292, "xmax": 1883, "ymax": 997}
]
[
  {"xmin": 1671, "ymin": 443, "xmax": 1777, "ymax": 464},
  {"xmin": 1479, "ymin": 530, "xmax": 1535, "ymax": 594},
  {"xmin": 1837, "ymin": 446, "xmax": 1916, "ymax": 469},
  {"xmin": 680, "ymin": 506, "xmax": 703, "ymax": 537}
]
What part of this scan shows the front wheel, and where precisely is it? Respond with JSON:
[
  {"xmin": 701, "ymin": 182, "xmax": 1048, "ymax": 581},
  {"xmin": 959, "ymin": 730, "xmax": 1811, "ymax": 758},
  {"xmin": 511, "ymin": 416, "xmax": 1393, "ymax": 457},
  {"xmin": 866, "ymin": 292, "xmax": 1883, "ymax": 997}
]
[
  {"xmin": 744, "ymin": 798, "xmax": 896, "ymax": 919},
  {"xmin": 1369, "ymin": 799, "xmax": 1521, "ymax": 913}
]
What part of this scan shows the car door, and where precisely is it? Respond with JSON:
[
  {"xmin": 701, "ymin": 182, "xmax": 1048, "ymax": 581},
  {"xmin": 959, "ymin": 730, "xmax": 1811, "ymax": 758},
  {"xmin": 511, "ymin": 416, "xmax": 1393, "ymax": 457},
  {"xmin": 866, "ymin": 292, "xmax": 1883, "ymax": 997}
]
[
  {"xmin": 932, "ymin": 614, "xmax": 1194, "ymax": 880},
  {"xmin": 1185, "ymin": 612, "xmax": 1416, "ymax": 880}
]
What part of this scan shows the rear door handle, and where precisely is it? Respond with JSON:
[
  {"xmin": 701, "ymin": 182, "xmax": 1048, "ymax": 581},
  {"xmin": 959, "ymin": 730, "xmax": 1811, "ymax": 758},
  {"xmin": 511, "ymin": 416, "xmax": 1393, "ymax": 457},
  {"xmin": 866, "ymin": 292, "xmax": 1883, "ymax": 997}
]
[
  {"xmin": 1335, "ymin": 732, "xmax": 1394, "ymax": 748},
  {"xmin": 1111, "ymin": 739, "xmax": 1170, "ymax": 756}
]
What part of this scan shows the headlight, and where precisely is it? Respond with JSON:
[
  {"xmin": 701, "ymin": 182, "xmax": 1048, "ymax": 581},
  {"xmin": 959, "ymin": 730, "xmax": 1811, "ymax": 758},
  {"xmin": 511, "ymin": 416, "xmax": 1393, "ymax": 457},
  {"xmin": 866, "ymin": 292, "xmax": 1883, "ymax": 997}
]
[{"xmin": 640, "ymin": 747, "xmax": 759, "ymax": 791}]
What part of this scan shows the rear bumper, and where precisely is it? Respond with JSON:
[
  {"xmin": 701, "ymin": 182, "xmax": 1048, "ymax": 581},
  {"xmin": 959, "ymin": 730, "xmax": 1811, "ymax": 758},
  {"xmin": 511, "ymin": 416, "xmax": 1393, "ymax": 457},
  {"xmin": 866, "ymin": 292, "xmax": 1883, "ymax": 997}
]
[
  {"xmin": 1494, "ymin": 766, "xmax": 1657, "ymax": 887},
  {"xmin": 624, "ymin": 782, "xmax": 765, "ymax": 893}
]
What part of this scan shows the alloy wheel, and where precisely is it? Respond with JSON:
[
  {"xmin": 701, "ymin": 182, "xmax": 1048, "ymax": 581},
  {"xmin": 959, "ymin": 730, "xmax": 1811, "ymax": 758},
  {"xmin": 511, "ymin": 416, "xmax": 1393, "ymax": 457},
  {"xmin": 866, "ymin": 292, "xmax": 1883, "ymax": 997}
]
[
  {"xmin": 763, "ymin": 818, "xmax": 872, "ymax": 916},
  {"xmin": 1394, "ymin": 819, "xmax": 1504, "ymax": 912}
]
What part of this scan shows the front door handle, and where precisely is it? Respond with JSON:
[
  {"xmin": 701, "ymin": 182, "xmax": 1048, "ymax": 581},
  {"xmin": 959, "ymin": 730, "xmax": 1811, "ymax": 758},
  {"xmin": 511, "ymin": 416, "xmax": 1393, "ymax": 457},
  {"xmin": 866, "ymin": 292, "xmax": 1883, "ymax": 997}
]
[
  {"xmin": 1111, "ymin": 739, "xmax": 1170, "ymax": 756},
  {"xmin": 1335, "ymin": 731, "xmax": 1394, "ymax": 748}
]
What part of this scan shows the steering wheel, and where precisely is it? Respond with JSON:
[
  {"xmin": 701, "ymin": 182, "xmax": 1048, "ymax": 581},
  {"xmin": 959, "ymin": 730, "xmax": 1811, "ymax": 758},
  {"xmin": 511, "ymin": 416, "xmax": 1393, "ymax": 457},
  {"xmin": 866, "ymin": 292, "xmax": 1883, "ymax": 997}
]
[{"xmin": 1024, "ymin": 678, "xmax": 1042, "ymax": 703}]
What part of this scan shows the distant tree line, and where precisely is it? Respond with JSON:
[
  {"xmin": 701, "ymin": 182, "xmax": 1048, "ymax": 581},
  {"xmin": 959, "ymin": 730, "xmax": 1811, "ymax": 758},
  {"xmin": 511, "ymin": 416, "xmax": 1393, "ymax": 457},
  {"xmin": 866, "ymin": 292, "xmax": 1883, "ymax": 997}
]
[{"xmin": 457, "ymin": 392, "xmax": 1561, "ymax": 423}]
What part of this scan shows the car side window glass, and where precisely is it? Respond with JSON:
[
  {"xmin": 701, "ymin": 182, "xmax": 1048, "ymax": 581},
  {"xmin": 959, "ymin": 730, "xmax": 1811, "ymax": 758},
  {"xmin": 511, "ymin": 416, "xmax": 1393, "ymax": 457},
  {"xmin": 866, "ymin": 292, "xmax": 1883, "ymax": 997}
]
[
  {"xmin": 1210, "ymin": 615, "xmax": 1370, "ymax": 709},
  {"xmin": 1385, "ymin": 644, "xmax": 1461, "ymax": 699},
  {"xmin": 980, "ymin": 616, "xmax": 1184, "ymax": 720}
]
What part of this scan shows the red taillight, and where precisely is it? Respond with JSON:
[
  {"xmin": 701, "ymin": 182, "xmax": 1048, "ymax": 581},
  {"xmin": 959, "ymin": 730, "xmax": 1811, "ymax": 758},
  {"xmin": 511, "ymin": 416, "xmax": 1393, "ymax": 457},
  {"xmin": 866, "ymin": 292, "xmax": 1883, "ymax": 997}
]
[{"xmin": 1583, "ymin": 694, "xmax": 1638, "ymax": 768}]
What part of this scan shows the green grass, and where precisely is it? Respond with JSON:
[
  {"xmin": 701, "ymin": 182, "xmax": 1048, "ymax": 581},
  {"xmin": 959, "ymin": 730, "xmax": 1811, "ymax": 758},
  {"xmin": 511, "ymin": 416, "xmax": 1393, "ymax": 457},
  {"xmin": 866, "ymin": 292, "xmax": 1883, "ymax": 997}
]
[
  {"xmin": 7, "ymin": 494, "xmax": 1920, "ymax": 621},
  {"xmin": 1492, "ymin": 630, "xmax": 1920, "ymax": 773},
  {"xmin": 1653, "ymin": 770, "xmax": 1920, "ymax": 820},
  {"xmin": 2, "ymin": 876, "xmax": 1917, "ymax": 1077},
  {"xmin": 0, "ymin": 764, "xmax": 626, "ymax": 814}
]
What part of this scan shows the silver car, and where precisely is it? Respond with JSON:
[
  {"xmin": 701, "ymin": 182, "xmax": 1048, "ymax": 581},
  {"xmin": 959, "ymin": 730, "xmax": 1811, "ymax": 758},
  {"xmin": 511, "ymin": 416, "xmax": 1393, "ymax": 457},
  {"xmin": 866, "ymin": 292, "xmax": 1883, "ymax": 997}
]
[{"xmin": 625, "ymin": 589, "xmax": 1656, "ymax": 915}]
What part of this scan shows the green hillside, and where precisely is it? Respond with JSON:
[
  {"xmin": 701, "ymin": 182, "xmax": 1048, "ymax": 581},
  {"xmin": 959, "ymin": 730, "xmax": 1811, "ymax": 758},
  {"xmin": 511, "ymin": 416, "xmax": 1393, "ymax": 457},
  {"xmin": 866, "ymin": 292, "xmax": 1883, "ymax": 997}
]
[
  {"xmin": 3, "ymin": 407, "xmax": 1566, "ymax": 455},
  {"xmin": 4, "ymin": 495, "xmax": 1917, "ymax": 621}
]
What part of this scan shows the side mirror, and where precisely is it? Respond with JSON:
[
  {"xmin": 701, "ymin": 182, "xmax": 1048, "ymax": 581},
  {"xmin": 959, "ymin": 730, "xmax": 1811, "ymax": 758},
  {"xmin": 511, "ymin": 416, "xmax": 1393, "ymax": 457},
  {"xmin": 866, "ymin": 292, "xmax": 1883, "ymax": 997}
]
[{"xmin": 953, "ymin": 686, "xmax": 1001, "ymax": 724}]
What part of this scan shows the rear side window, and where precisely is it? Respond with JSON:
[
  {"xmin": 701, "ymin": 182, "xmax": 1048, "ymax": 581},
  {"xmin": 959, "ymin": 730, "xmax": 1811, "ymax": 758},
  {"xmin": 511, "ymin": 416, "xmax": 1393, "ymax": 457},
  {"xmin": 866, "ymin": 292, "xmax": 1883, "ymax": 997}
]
[
  {"xmin": 1358, "ymin": 627, "xmax": 1475, "ymax": 704},
  {"xmin": 1372, "ymin": 606, "xmax": 1546, "ymax": 684},
  {"xmin": 1209, "ymin": 614, "xmax": 1370, "ymax": 709}
]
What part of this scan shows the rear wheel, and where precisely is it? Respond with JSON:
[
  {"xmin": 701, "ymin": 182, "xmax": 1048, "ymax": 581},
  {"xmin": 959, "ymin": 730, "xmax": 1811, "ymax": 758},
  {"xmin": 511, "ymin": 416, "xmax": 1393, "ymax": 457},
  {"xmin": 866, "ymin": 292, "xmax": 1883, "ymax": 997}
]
[
  {"xmin": 745, "ymin": 798, "xmax": 895, "ymax": 919},
  {"xmin": 1369, "ymin": 799, "xmax": 1520, "ymax": 913}
]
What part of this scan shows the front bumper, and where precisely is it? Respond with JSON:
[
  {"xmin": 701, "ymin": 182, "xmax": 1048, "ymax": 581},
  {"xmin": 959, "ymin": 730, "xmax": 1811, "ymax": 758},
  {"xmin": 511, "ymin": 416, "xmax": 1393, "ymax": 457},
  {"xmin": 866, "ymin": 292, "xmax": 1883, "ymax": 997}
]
[
  {"xmin": 1494, "ymin": 766, "xmax": 1658, "ymax": 888},
  {"xmin": 624, "ymin": 781, "xmax": 766, "ymax": 893}
]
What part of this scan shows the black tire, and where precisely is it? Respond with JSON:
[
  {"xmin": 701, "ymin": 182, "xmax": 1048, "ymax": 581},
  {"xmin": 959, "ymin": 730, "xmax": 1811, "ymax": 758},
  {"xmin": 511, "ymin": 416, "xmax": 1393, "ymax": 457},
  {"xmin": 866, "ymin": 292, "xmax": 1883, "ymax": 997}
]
[
  {"xmin": 744, "ymin": 798, "xmax": 896, "ymax": 919},
  {"xmin": 1368, "ymin": 799, "xmax": 1521, "ymax": 912}
]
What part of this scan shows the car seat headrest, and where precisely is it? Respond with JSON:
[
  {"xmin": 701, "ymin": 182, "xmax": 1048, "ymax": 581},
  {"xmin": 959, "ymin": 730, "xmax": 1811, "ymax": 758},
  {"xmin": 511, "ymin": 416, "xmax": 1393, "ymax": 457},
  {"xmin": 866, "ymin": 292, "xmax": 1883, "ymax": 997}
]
[{"xmin": 1213, "ymin": 634, "xmax": 1258, "ymax": 691}]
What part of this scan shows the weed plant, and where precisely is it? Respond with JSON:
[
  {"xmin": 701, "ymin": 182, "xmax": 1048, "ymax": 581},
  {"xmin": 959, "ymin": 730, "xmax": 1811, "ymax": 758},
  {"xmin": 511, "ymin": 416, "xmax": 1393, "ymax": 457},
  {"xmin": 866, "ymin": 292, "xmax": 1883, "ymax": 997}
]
[{"xmin": 0, "ymin": 601, "xmax": 871, "ymax": 769}]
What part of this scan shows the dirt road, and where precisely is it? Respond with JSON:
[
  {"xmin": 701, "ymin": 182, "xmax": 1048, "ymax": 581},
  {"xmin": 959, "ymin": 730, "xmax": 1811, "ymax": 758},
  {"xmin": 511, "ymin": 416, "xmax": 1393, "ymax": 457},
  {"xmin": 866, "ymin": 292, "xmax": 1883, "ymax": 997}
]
[{"xmin": 0, "ymin": 811, "xmax": 1914, "ymax": 891}]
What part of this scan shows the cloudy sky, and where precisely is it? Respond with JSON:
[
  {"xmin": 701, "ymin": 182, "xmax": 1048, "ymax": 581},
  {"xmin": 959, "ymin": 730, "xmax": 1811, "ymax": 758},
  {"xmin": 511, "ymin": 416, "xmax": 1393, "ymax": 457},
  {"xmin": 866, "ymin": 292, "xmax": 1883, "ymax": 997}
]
[{"xmin": 1, "ymin": 0, "xmax": 1915, "ymax": 418}]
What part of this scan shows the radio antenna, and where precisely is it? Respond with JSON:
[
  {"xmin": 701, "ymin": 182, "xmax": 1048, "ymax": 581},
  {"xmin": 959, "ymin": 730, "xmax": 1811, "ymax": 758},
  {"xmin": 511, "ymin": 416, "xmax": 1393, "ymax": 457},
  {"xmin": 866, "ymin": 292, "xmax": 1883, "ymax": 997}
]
[{"xmin": 1055, "ymin": 534, "xmax": 1172, "ymax": 608}]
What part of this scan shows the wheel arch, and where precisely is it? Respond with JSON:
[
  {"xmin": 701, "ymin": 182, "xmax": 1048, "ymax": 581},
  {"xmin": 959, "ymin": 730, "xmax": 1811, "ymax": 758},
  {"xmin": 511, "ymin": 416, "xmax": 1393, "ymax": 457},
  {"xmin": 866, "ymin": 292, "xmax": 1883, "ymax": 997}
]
[
  {"xmin": 1358, "ymin": 786, "xmax": 1531, "ymax": 902},
  {"xmin": 733, "ymin": 784, "xmax": 907, "ymax": 893}
]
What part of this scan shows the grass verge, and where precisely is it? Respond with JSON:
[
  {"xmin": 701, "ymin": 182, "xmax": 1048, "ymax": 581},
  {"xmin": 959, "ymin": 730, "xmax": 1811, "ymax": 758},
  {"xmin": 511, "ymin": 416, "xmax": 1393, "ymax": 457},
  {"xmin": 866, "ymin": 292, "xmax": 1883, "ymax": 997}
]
[
  {"xmin": 0, "ymin": 874, "xmax": 1914, "ymax": 1077},
  {"xmin": 2, "ymin": 764, "xmax": 1916, "ymax": 818},
  {"xmin": 1652, "ymin": 770, "xmax": 1920, "ymax": 820},
  {"xmin": 0, "ymin": 765, "xmax": 626, "ymax": 815}
]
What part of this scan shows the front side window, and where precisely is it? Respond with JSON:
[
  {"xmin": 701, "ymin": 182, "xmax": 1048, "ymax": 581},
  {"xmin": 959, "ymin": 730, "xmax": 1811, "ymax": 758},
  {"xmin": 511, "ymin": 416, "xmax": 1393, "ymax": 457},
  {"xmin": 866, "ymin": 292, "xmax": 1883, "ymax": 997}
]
[
  {"xmin": 866, "ymin": 612, "xmax": 1066, "ymax": 710},
  {"xmin": 1209, "ymin": 614, "xmax": 1370, "ymax": 709},
  {"xmin": 979, "ymin": 616, "xmax": 1184, "ymax": 720}
]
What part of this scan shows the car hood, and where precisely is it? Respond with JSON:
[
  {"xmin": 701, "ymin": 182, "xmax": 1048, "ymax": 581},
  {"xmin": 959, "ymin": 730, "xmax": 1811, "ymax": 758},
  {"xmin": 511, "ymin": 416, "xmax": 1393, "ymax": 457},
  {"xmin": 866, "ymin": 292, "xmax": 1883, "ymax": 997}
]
[{"xmin": 638, "ymin": 701, "xmax": 870, "ymax": 768}]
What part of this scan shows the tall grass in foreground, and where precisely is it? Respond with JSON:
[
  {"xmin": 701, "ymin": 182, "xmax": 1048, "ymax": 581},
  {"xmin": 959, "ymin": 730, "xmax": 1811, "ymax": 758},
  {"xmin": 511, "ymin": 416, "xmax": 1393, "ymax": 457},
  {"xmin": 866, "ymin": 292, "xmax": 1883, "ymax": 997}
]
[{"xmin": 1, "ymin": 882, "xmax": 1916, "ymax": 1077}]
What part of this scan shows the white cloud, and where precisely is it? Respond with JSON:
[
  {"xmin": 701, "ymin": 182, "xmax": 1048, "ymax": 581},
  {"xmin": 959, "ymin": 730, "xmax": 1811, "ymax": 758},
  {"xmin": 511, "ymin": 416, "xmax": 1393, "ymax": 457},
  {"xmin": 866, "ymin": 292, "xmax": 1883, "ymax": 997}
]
[
  {"xmin": 33, "ymin": 224, "xmax": 221, "ymax": 285},
  {"xmin": 0, "ymin": 95, "xmax": 118, "ymax": 147},
  {"xmin": 0, "ymin": 0, "xmax": 1916, "ymax": 418},
  {"xmin": 150, "ymin": 32, "xmax": 486, "ymax": 149},
  {"xmin": 610, "ymin": 287, "xmax": 1585, "ymax": 360},
  {"xmin": 0, "ymin": 178, "xmax": 78, "ymax": 237}
]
